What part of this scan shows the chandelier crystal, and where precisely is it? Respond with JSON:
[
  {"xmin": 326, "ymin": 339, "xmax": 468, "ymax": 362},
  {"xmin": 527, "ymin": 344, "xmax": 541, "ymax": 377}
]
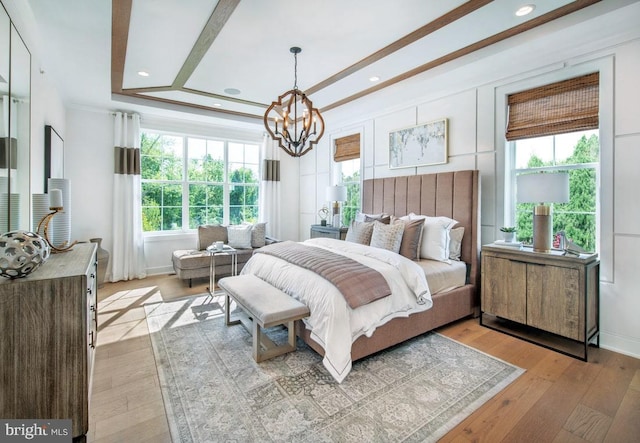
[{"xmin": 263, "ymin": 47, "xmax": 325, "ymax": 157}]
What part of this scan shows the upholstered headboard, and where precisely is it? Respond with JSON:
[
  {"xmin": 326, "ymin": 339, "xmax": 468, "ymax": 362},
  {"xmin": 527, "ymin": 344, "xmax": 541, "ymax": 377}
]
[{"xmin": 362, "ymin": 170, "xmax": 480, "ymax": 288}]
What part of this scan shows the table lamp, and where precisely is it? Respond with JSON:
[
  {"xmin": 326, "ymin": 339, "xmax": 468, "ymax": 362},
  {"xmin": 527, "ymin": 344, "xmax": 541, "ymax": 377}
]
[
  {"xmin": 517, "ymin": 172, "xmax": 569, "ymax": 253},
  {"xmin": 325, "ymin": 185, "xmax": 347, "ymax": 227}
]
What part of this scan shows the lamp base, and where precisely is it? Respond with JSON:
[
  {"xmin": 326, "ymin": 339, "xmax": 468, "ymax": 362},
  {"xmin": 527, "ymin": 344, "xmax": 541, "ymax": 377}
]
[{"xmin": 532, "ymin": 205, "xmax": 552, "ymax": 253}]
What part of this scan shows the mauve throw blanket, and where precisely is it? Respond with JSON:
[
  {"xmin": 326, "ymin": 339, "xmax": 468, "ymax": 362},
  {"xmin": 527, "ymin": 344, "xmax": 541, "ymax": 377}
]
[{"xmin": 254, "ymin": 241, "xmax": 392, "ymax": 308}]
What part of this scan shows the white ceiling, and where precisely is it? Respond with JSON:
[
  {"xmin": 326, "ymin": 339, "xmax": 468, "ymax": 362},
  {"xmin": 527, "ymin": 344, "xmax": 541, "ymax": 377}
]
[{"xmin": 26, "ymin": 0, "xmax": 609, "ymax": 126}]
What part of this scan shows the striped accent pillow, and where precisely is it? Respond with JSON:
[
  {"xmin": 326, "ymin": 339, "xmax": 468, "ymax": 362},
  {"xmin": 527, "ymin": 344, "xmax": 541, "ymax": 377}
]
[{"xmin": 345, "ymin": 220, "xmax": 374, "ymax": 245}]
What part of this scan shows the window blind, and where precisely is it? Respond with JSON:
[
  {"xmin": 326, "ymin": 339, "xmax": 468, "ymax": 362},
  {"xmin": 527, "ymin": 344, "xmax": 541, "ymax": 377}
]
[
  {"xmin": 506, "ymin": 72, "xmax": 599, "ymax": 141},
  {"xmin": 334, "ymin": 133, "xmax": 360, "ymax": 162}
]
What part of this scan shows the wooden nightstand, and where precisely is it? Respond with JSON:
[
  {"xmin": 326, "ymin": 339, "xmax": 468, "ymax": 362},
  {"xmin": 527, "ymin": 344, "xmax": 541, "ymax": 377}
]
[
  {"xmin": 480, "ymin": 243, "xmax": 600, "ymax": 361},
  {"xmin": 310, "ymin": 224, "xmax": 347, "ymax": 240}
]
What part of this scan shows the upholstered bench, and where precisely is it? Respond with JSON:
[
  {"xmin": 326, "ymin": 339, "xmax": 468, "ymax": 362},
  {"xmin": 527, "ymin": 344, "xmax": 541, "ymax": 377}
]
[{"xmin": 218, "ymin": 275, "xmax": 310, "ymax": 362}]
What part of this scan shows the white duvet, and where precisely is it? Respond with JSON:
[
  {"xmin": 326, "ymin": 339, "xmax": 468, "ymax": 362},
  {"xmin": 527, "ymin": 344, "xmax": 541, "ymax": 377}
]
[{"xmin": 240, "ymin": 237, "xmax": 433, "ymax": 383}]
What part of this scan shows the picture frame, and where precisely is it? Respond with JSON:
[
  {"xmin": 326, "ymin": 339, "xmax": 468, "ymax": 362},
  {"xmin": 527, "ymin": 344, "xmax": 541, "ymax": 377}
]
[
  {"xmin": 389, "ymin": 118, "xmax": 448, "ymax": 169},
  {"xmin": 44, "ymin": 125, "xmax": 64, "ymax": 192}
]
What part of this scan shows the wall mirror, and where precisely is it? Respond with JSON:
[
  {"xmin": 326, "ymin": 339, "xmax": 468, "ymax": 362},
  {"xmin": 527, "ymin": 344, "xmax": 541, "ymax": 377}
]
[{"xmin": 0, "ymin": 3, "xmax": 31, "ymax": 233}]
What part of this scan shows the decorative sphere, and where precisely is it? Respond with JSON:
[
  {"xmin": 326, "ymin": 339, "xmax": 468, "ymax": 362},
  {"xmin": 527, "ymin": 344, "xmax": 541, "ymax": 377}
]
[
  {"xmin": 318, "ymin": 206, "xmax": 329, "ymax": 221},
  {"xmin": 0, "ymin": 230, "xmax": 51, "ymax": 279}
]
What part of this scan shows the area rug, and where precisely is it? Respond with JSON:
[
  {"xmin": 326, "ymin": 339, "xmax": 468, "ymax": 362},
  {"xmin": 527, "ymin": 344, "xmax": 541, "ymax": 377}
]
[{"xmin": 144, "ymin": 293, "xmax": 524, "ymax": 442}]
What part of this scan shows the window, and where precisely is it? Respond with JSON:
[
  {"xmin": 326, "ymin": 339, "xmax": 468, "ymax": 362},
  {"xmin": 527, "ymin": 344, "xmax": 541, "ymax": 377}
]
[
  {"xmin": 512, "ymin": 130, "xmax": 599, "ymax": 252},
  {"xmin": 340, "ymin": 158, "xmax": 360, "ymax": 226},
  {"xmin": 140, "ymin": 131, "xmax": 259, "ymax": 232},
  {"xmin": 333, "ymin": 134, "xmax": 361, "ymax": 225},
  {"xmin": 505, "ymin": 73, "xmax": 599, "ymax": 252}
]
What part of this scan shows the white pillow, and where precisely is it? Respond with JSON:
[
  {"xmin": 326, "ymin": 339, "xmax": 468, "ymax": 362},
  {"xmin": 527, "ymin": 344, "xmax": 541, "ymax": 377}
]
[
  {"xmin": 369, "ymin": 220, "xmax": 404, "ymax": 253},
  {"xmin": 227, "ymin": 224, "xmax": 253, "ymax": 249},
  {"xmin": 409, "ymin": 213, "xmax": 458, "ymax": 262}
]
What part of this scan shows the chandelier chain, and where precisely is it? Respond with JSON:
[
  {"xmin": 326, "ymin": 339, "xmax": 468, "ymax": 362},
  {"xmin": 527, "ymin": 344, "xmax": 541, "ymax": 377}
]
[{"xmin": 293, "ymin": 51, "xmax": 298, "ymax": 90}]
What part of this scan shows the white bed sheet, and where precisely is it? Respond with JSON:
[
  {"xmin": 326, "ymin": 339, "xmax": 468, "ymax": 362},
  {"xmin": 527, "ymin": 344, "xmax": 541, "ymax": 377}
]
[
  {"xmin": 240, "ymin": 238, "xmax": 433, "ymax": 383},
  {"xmin": 415, "ymin": 259, "xmax": 467, "ymax": 294}
]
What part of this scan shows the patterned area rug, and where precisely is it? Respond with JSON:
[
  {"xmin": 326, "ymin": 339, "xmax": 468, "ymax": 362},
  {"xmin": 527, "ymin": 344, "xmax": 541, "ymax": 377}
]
[{"xmin": 144, "ymin": 293, "xmax": 524, "ymax": 442}]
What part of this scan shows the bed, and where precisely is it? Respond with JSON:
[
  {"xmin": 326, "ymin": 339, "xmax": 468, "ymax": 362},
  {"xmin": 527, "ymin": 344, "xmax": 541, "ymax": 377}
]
[{"xmin": 241, "ymin": 170, "xmax": 480, "ymax": 382}]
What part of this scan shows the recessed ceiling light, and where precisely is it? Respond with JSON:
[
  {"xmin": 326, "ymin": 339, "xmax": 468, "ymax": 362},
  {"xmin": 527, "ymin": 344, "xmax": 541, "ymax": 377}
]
[
  {"xmin": 137, "ymin": 70, "xmax": 150, "ymax": 77},
  {"xmin": 224, "ymin": 88, "xmax": 241, "ymax": 95},
  {"xmin": 515, "ymin": 4, "xmax": 535, "ymax": 16},
  {"xmin": 369, "ymin": 76, "xmax": 380, "ymax": 82},
  {"xmin": 213, "ymin": 103, "xmax": 222, "ymax": 107}
]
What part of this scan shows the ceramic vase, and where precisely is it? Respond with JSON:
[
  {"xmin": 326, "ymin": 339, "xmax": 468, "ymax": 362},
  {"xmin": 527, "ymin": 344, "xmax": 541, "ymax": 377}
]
[
  {"xmin": 503, "ymin": 232, "xmax": 516, "ymax": 243},
  {"xmin": 90, "ymin": 237, "xmax": 109, "ymax": 288}
]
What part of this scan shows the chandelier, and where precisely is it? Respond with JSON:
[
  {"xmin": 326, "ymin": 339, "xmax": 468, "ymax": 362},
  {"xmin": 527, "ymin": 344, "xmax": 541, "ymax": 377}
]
[{"xmin": 263, "ymin": 47, "xmax": 325, "ymax": 157}]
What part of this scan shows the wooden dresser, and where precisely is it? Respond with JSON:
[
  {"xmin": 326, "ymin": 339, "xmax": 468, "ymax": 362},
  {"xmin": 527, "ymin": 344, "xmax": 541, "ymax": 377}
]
[
  {"xmin": 0, "ymin": 243, "xmax": 98, "ymax": 439},
  {"xmin": 480, "ymin": 244, "xmax": 599, "ymax": 361}
]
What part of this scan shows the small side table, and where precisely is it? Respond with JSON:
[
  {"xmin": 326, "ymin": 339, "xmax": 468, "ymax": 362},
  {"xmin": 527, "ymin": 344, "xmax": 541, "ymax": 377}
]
[{"xmin": 206, "ymin": 244, "xmax": 237, "ymax": 294}]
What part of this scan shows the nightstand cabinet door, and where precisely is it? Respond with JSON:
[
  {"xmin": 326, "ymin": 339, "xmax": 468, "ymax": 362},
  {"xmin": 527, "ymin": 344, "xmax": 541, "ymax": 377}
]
[
  {"xmin": 527, "ymin": 263, "xmax": 582, "ymax": 340},
  {"xmin": 481, "ymin": 255, "xmax": 527, "ymax": 324}
]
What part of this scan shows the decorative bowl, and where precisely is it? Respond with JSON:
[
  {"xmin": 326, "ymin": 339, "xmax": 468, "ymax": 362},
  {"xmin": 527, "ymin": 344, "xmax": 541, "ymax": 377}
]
[{"xmin": 0, "ymin": 230, "xmax": 51, "ymax": 279}]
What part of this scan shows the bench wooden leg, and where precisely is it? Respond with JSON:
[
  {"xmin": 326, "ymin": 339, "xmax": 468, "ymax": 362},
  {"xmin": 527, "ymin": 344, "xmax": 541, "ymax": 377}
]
[
  {"xmin": 224, "ymin": 293, "xmax": 241, "ymax": 326},
  {"xmin": 253, "ymin": 320, "xmax": 297, "ymax": 363}
]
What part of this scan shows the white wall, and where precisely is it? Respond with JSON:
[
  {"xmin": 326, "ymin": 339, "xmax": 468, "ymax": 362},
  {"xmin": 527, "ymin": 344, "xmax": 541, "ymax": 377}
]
[
  {"xmin": 297, "ymin": 3, "xmax": 640, "ymax": 358},
  {"xmin": 65, "ymin": 107, "xmax": 113, "ymax": 248}
]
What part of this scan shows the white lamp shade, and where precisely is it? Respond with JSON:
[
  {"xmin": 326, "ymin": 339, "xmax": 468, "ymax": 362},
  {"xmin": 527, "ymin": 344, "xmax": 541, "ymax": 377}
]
[
  {"xmin": 325, "ymin": 185, "xmax": 347, "ymax": 202},
  {"xmin": 517, "ymin": 172, "xmax": 569, "ymax": 204}
]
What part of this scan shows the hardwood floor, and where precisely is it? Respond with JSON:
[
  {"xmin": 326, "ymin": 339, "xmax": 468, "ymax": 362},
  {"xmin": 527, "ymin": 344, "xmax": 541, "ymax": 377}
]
[{"xmin": 88, "ymin": 274, "xmax": 639, "ymax": 442}]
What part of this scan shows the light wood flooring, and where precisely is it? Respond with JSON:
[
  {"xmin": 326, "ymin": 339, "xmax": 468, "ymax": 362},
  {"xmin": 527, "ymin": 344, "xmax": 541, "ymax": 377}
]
[{"xmin": 88, "ymin": 274, "xmax": 639, "ymax": 442}]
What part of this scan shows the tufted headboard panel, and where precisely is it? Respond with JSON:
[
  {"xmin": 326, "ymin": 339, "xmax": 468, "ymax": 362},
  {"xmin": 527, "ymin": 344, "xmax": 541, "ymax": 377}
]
[{"xmin": 362, "ymin": 170, "xmax": 480, "ymax": 288}]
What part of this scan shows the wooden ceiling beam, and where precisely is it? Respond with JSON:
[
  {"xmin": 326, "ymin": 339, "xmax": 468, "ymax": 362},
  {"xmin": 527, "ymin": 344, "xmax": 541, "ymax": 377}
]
[
  {"xmin": 172, "ymin": 0, "xmax": 240, "ymax": 89},
  {"xmin": 306, "ymin": 0, "xmax": 493, "ymax": 96}
]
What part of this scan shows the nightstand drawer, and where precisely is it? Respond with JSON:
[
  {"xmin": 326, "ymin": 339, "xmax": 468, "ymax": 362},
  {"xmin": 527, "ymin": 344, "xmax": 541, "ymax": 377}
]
[{"xmin": 310, "ymin": 224, "xmax": 347, "ymax": 240}]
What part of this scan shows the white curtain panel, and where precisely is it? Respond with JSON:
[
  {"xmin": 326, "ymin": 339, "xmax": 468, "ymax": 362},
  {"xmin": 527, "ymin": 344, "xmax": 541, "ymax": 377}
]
[
  {"xmin": 110, "ymin": 112, "xmax": 146, "ymax": 282},
  {"xmin": 259, "ymin": 135, "xmax": 281, "ymax": 240}
]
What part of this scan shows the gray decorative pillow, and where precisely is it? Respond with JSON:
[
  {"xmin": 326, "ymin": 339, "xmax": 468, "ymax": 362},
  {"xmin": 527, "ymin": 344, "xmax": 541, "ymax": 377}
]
[
  {"xmin": 345, "ymin": 220, "xmax": 374, "ymax": 245},
  {"xmin": 364, "ymin": 214, "xmax": 391, "ymax": 224},
  {"xmin": 198, "ymin": 225, "xmax": 228, "ymax": 250},
  {"xmin": 246, "ymin": 222, "xmax": 266, "ymax": 248},
  {"xmin": 227, "ymin": 224, "xmax": 253, "ymax": 249},
  {"xmin": 370, "ymin": 220, "xmax": 404, "ymax": 253},
  {"xmin": 449, "ymin": 227, "xmax": 465, "ymax": 261},
  {"xmin": 392, "ymin": 216, "xmax": 424, "ymax": 260}
]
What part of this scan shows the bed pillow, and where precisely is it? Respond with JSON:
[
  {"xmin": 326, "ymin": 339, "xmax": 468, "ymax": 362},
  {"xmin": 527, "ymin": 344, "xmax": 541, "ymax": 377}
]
[
  {"xmin": 409, "ymin": 214, "xmax": 458, "ymax": 262},
  {"xmin": 227, "ymin": 224, "xmax": 253, "ymax": 249},
  {"xmin": 345, "ymin": 220, "xmax": 374, "ymax": 245},
  {"xmin": 243, "ymin": 221, "xmax": 267, "ymax": 247},
  {"xmin": 364, "ymin": 214, "xmax": 391, "ymax": 224},
  {"xmin": 197, "ymin": 224, "xmax": 228, "ymax": 250},
  {"xmin": 391, "ymin": 216, "xmax": 424, "ymax": 260},
  {"xmin": 449, "ymin": 227, "xmax": 465, "ymax": 261},
  {"xmin": 355, "ymin": 212, "xmax": 388, "ymax": 222},
  {"xmin": 369, "ymin": 220, "xmax": 404, "ymax": 253}
]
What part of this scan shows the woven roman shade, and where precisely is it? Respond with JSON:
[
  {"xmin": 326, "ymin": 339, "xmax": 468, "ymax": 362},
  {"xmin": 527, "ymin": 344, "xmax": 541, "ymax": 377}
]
[
  {"xmin": 334, "ymin": 134, "xmax": 360, "ymax": 162},
  {"xmin": 506, "ymin": 72, "xmax": 599, "ymax": 141}
]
